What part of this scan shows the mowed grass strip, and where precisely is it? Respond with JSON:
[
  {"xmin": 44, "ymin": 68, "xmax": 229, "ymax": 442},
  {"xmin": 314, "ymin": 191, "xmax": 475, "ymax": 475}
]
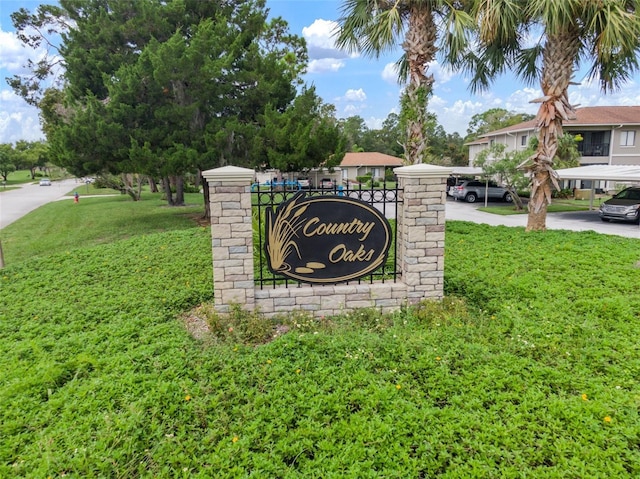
[
  {"xmin": 0, "ymin": 192, "xmax": 204, "ymax": 265},
  {"xmin": 0, "ymin": 196, "xmax": 639, "ymax": 477}
]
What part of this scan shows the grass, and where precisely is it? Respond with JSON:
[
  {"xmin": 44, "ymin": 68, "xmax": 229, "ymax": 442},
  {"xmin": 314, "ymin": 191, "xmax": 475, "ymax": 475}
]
[
  {"xmin": 66, "ymin": 182, "xmax": 123, "ymax": 196},
  {"xmin": 1, "ymin": 194, "xmax": 639, "ymax": 477},
  {"xmin": 478, "ymin": 198, "xmax": 603, "ymax": 215},
  {"xmin": 0, "ymin": 192, "xmax": 204, "ymax": 265},
  {"xmin": 1, "ymin": 169, "xmax": 37, "ymax": 187}
]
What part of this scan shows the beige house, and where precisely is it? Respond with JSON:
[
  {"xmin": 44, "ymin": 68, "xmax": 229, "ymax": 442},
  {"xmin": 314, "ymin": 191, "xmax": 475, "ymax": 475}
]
[
  {"xmin": 468, "ymin": 106, "xmax": 640, "ymax": 168},
  {"xmin": 339, "ymin": 152, "xmax": 404, "ymax": 184}
]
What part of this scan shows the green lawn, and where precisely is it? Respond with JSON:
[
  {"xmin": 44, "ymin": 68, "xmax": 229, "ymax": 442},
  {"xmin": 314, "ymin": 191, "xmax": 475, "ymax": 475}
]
[
  {"xmin": 1, "ymin": 195, "xmax": 639, "ymax": 477},
  {"xmin": 0, "ymin": 192, "xmax": 204, "ymax": 265},
  {"xmin": 1, "ymin": 169, "xmax": 37, "ymax": 187},
  {"xmin": 478, "ymin": 197, "xmax": 605, "ymax": 215}
]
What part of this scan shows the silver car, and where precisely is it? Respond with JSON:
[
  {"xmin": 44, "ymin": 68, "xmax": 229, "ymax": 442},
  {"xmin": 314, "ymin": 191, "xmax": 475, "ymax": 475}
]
[
  {"xmin": 599, "ymin": 187, "xmax": 640, "ymax": 224},
  {"xmin": 450, "ymin": 180, "xmax": 512, "ymax": 203}
]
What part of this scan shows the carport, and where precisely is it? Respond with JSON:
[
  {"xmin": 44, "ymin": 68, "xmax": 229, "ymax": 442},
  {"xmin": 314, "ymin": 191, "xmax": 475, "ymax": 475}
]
[
  {"xmin": 449, "ymin": 166, "xmax": 500, "ymax": 207},
  {"xmin": 555, "ymin": 165, "xmax": 640, "ymax": 210}
]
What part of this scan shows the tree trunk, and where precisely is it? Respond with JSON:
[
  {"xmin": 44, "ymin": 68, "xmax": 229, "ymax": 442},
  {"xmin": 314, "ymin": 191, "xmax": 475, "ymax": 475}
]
[
  {"xmin": 135, "ymin": 174, "xmax": 143, "ymax": 200},
  {"xmin": 200, "ymin": 169, "xmax": 211, "ymax": 220},
  {"xmin": 508, "ymin": 187, "xmax": 525, "ymax": 211},
  {"xmin": 148, "ymin": 176, "xmax": 159, "ymax": 193},
  {"xmin": 526, "ymin": 30, "xmax": 580, "ymax": 231},
  {"xmin": 173, "ymin": 175, "xmax": 185, "ymax": 206},
  {"xmin": 162, "ymin": 176, "xmax": 174, "ymax": 205},
  {"xmin": 402, "ymin": 5, "xmax": 436, "ymax": 165}
]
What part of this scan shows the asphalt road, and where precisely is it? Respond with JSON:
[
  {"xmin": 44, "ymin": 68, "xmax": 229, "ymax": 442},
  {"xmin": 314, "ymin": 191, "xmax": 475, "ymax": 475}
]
[
  {"xmin": 0, "ymin": 179, "xmax": 78, "ymax": 229},
  {"xmin": 1, "ymin": 181, "xmax": 638, "ymax": 239},
  {"xmin": 445, "ymin": 197, "xmax": 640, "ymax": 239}
]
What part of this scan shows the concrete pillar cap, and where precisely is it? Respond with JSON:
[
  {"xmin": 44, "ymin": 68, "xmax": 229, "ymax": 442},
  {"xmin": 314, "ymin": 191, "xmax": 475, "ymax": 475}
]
[
  {"xmin": 202, "ymin": 166, "xmax": 255, "ymax": 182},
  {"xmin": 394, "ymin": 164, "xmax": 452, "ymax": 178}
]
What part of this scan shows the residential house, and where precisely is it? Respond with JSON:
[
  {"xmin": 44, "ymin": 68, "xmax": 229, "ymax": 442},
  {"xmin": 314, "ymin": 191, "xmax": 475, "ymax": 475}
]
[
  {"xmin": 339, "ymin": 152, "xmax": 405, "ymax": 184},
  {"xmin": 467, "ymin": 106, "xmax": 640, "ymax": 190}
]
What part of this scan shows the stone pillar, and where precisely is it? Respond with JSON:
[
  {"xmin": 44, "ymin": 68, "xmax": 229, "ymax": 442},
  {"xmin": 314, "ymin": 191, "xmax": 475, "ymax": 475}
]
[
  {"xmin": 202, "ymin": 166, "xmax": 255, "ymax": 313},
  {"xmin": 394, "ymin": 164, "xmax": 451, "ymax": 302}
]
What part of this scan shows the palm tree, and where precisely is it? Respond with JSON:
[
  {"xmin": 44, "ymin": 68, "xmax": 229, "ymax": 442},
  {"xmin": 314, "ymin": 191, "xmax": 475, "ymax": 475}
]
[
  {"xmin": 335, "ymin": 0, "xmax": 473, "ymax": 165},
  {"xmin": 462, "ymin": 0, "xmax": 640, "ymax": 231}
]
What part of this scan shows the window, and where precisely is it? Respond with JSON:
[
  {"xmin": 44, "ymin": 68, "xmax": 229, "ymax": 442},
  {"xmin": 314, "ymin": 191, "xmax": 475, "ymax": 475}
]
[
  {"xmin": 620, "ymin": 130, "xmax": 635, "ymax": 147},
  {"xmin": 521, "ymin": 135, "xmax": 527, "ymax": 146}
]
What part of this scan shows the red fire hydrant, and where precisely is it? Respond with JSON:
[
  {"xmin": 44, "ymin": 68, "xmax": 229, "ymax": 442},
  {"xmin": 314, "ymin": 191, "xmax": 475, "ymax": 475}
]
[{"xmin": 74, "ymin": 192, "xmax": 79, "ymax": 203}]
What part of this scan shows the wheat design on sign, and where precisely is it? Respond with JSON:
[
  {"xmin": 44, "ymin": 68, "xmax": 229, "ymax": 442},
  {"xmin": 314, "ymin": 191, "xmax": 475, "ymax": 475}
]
[{"xmin": 266, "ymin": 196, "xmax": 310, "ymax": 273}]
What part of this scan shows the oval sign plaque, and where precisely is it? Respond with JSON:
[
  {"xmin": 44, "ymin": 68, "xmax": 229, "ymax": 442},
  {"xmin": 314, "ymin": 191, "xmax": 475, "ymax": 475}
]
[{"xmin": 265, "ymin": 192, "xmax": 392, "ymax": 284}]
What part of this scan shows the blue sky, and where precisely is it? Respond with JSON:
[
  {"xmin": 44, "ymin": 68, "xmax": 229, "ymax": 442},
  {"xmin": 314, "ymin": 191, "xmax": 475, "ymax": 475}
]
[{"xmin": 2, "ymin": 0, "xmax": 640, "ymax": 144}]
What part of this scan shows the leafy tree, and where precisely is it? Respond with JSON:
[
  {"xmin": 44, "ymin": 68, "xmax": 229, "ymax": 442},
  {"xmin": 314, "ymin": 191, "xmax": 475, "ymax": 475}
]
[
  {"xmin": 260, "ymin": 87, "xmax": 346, "ymax": 173},
  {"xmin": 372, "ymin": 113, "xmax": 404, "ymax": 157},
  {"xmin": 466, "ymin": 108, "xmax": 534, "ymax": 141},
  {"xmin": 475, "ymin": 143, "xmax": 529, "ymax": 210},
  {"xmin": 10, "ymin": 0, "xmax": 308, "ymax": 209},
  {"xmin": 338, "ymin": 116, "xmax": 368, "ymax": 152},
  {"xmin": 461, "ymin": 0, "xmax": 640, "ymax": 230},
  {"xmin": 530, "ymin": 133, "xmax": 582, "ymax": 170},
  {"xmin": 335, "ymin": 0, "xmax": 473, "ymax": 165},
  {"xmin": 425, "ymin": 116, "xmax": 467, "ymax": 166},
  {"xmin": 0, "ymin": 144, "xmax": 17, "ymax": 182},
  {"xmin": 13, "ymin": 141, "xmax": 50, "ymax": 179}
]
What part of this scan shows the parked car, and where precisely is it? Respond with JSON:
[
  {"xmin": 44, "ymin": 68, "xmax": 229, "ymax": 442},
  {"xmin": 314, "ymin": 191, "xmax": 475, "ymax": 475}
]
[
  {"xmin": 599, "ymin": 187, "xmax": 640, "ymax": 224},
  {"xmin": 319, "ymin": 178, "xmax": 334, "ymax": 189},
  {"xmin": 449, "ymin": 180, "xmax": 512, "ymax": 203},
  {"xmin": 39, "ymin": 178, "xmax": 51, "ymax": 186},
  {"xmin": 297, "ymin": 177, "xmax": 312, "ymax": 189}
]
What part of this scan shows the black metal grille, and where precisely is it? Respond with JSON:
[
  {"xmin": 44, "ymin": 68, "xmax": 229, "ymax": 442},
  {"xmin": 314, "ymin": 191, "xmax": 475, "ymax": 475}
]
[{"xmin": 252, "ymin": 181, "xmax": 402, "ymax": 288}]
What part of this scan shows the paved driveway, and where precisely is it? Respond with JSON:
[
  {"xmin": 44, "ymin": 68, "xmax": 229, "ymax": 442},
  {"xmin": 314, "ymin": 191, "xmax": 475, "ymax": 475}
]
[
  {"xmin": 445, "ymin": 198, "xmax": 640, "ymax": 239},
  {"xmin": 0, "ymin": 179, "xmax": 78, "ymax": 229}
]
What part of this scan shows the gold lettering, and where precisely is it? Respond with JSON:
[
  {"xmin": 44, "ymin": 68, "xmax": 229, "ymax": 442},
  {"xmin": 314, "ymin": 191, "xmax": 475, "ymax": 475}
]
[
  {"xmin": 329, "ymin": 244, "xmax": 345, "ymax": 263},
  {"xmin": 302, "ymin": 217, "xmax": 320, "ymax": 237},
  {"xmin": 329, "ymin": 244, "xmax": 375, "ymax": 263},
  {"xmin": 303, "ymin": 217, "xmax": 376, "ymax": 241}
]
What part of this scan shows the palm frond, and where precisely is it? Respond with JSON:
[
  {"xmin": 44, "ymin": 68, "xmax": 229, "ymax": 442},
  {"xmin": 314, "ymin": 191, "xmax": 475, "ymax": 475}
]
[
  {"xmin": 514, "ymin": 45, "xmax": 542, "ymax": 86},
  {"xmin": 335, "ymin": 0, "xmax": 406, "ymax": 58},
  {"xmin": 583, "ymin": 0, "xmax": 640, "ymax": 92}
]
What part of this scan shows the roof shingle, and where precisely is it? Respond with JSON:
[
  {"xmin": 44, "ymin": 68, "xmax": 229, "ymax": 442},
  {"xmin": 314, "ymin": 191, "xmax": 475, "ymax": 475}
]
[{"xmin": 481, "ymin": 105, "xmax": 640, "ymax": 137}]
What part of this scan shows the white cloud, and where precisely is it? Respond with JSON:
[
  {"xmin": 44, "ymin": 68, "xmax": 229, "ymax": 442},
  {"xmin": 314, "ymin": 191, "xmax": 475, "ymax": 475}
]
[
  {"xmin": 430, "ymin": 96, "xmax": 485, "ymax": 135},
  {"xmin": 428, "ymin": 60, "xmax": 455, "ymax": 85},
  {"xmin": 0, "ymin": 30, "xmax": 28, "ymax": 71},
  {"xmin": 0, "ymin": 90, "xmax": 44, "ymax": 143},
  {"xmin": 334, "ymin": 88, "xmax": 368, "ymax": 118},
  {"xmin": 0, "ymin": 27, "xmax": 63, "ymax": 143},
  {"xmin": 307, "ymin": 58, "xmax": 345, "ymax": 74},
  {"xmin": 344, "ymin": 88, "xmax": 366, "ymax": 102},
  {"xmin": 382, "ymin": 63, "xmax": 399, "ymax": 84},
  {"xmin": 568, "ymin": 77, "xmax": 640, "ymax": 108},
  {"xmin": 0, "ymin": 28, "xmax": 44, "ymax": 75},
  {"xmin": 343, "ymin": 104, "xmax": 362, "ymax": 116},
  {"xmin": 503, "ymin": 88, "xmax": 540, "ymax": 114},
  {"xmin": 302, "ymin": 19, "xmax": 355, "ymax": 60},
  {"xmin": 364, "ymin": 116, "xmax": 384, "ymax": 129}
]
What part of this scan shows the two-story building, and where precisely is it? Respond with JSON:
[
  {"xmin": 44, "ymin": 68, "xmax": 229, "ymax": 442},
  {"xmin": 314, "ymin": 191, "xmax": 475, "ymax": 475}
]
[
  {"xmin": 467, "ymin": 106, "xmax": 640, "ymax": 191},
  {"xmin": 468, "ymin": 105, "xmax": 640, "ymax": 168}
]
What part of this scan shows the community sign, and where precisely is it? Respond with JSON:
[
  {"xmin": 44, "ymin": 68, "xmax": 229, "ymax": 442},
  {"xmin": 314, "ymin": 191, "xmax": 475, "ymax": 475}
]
[{"xmin": 265, "ymin": 193, "xmax": 392, "ymax": 284}]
